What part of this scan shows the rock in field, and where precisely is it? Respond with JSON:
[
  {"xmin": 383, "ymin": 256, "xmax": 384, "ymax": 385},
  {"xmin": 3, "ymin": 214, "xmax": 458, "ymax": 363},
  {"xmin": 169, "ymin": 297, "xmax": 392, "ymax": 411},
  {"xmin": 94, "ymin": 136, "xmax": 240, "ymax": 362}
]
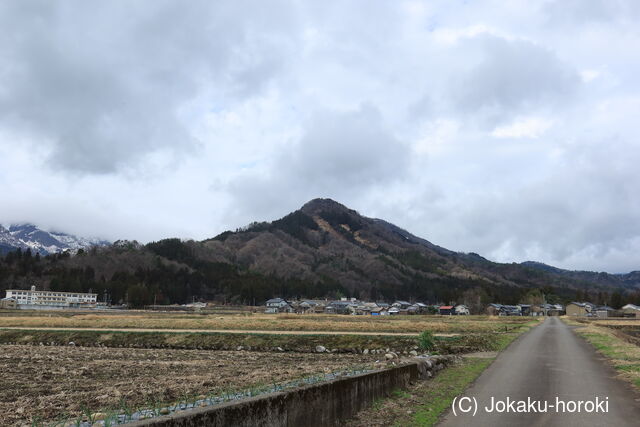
[
  {"xmin": 92, "ymin": 413, "xmax": 108, "ymax": 421},
  {"xmin": 385, "ymin": 353, "xmax": 395, "ymax": 360},
  {"xmin": 315, "ymin": 345, "xmax": 326, "ymax": 353}
]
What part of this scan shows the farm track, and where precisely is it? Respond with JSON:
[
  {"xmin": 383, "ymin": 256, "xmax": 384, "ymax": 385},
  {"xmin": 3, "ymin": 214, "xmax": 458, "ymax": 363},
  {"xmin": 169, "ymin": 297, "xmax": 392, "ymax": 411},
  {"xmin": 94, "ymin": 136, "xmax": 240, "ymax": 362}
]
[{"xmin": 438, "ymin": 317, "xmax": 640, "ymax": 427}]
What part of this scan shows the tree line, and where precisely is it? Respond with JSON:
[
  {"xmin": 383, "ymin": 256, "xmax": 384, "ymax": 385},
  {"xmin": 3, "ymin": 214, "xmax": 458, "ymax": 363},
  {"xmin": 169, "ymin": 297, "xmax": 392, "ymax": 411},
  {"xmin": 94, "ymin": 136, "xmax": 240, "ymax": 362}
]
[{"xmin": 1, "ymin": 241, "xmax": 638, "ymax": 309}]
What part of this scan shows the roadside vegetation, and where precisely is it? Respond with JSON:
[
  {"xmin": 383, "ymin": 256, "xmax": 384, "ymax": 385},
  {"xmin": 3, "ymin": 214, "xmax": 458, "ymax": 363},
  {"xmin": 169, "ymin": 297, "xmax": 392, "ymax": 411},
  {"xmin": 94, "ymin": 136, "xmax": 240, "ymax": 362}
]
[
  {"xmin": 346, "ymin": 317, "xmax": 540, "ymax": 426},
  {"xmin": 347, "ymin": 357, "xmax": 493, "ymax": 427},
  {"xmin": 564, "ymin": 317, "xmax": 640, "ymax": 389}
]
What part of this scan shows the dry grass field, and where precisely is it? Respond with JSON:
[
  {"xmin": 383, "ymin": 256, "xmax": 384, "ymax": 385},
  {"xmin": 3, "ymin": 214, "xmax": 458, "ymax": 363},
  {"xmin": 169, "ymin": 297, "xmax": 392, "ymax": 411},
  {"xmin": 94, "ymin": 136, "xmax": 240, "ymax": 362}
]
[
  {"xmin": 0, "ymin": 345, "xmax": 377, "ymax": 426},
  {"xmin": 563, "ymin": 317, "xmax": 640, "ymax": 390},
  {"xmin": 570, "ymin": 318, "xmax": 640, "ymax": 327},
  {"xmin": 0, "ymin": 312, "xmax": 535, "ymax": 334}
]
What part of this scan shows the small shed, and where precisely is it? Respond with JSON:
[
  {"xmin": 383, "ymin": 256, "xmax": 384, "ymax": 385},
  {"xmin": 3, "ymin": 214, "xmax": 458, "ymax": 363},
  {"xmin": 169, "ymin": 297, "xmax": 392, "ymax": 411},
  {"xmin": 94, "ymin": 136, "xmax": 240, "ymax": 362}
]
[{"xmin": 0, "ymin": 298, "xmax": 17, "ymax": 309}]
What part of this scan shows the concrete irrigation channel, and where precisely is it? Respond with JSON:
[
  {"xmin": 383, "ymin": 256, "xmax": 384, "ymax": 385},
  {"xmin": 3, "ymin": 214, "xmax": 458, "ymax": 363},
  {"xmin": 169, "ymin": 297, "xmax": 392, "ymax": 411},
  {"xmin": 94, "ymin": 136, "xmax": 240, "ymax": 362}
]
[{"xmin": 125, "ymin": 356, "xmax": 456, "ymax": 427}]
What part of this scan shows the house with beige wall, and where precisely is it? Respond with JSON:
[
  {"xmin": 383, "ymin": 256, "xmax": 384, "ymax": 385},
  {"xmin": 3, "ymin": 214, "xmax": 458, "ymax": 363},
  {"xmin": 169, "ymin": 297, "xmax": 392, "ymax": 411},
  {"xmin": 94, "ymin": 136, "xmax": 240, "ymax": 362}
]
[{"xmin": 566, "ymin": 302, "xmax": 596, "ymax": 316}]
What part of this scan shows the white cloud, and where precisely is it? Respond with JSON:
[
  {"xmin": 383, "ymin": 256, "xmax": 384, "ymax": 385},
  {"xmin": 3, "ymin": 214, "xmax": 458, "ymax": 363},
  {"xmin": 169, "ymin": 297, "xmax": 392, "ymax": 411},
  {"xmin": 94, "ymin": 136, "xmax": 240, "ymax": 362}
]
[
  {"xmin": 580, "ymin": 69, "xmax": 601, "ymax": 82},
  {"xmin": 491, "ymin": 117, "xmax": 554, "ymax": 138}
]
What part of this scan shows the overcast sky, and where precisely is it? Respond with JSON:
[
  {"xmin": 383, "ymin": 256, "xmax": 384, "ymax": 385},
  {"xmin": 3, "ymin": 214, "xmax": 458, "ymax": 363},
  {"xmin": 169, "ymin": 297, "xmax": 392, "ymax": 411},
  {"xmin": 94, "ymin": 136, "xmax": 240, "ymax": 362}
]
[{"xmin": 1, "ymin": 1, "xmax": 639, "ymax": 273}]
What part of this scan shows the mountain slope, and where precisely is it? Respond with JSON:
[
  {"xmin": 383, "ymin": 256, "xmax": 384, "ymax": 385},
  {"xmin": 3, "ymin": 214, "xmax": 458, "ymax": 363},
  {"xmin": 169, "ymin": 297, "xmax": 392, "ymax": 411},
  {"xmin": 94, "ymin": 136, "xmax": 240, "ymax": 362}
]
[
  {"xmin": 0, "ymin": 224, "xmax": 109, "ymax": 255},
  {"xmin": 521, "ymin": 261, "xmax": 640, "ymax": 289},
  {"xmin": 194, "ymin": 198, "xmax": 638, "ymax": 300},
  {"xmin": 1, "ymin": 198, "xmax": 638, "ymax": 307}
]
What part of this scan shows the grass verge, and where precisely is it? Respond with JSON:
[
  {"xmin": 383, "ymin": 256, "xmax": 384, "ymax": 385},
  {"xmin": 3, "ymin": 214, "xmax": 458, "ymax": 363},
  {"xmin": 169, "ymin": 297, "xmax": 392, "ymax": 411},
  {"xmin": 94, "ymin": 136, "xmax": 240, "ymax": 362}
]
[
  {"xmin": 563, "ymin": 317, "xmax": 640, "ymax": 389},
  {"xmin": 346, "ymin": 318, "xmax": 540, "ymax": 426},
  {"xmin": 410, "ymin": 358, "xmax": 492, "ymax": 426},
  {"xmin": 345, "ymin": 357, "xmax": 492, "ymax": 427}
]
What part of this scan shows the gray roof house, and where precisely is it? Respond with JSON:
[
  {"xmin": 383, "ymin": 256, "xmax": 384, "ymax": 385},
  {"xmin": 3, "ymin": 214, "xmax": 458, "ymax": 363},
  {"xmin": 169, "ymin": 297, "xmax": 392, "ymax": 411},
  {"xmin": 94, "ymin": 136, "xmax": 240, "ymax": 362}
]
[{"xmin": 265, "ymin": 298, "xmax": 293, "ymax": 314}]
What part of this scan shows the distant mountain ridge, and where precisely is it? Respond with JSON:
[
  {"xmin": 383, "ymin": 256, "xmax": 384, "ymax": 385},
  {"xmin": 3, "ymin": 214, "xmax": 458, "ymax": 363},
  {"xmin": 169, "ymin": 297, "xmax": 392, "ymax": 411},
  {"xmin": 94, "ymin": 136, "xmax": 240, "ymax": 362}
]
[
  {"xmin": 197, "ymin": 198, "xmax": 639, "ymax": 298},
  {"xmin": 1, "ymin": 198, "xmax": 637, "ymax": 306},
  {"xmin": 521, "ymin": 261, "xmax": 640, "ymax": 289},
  {"xmin": 0, "ymin": 223, "xmax": 109, "ymax": 255}
]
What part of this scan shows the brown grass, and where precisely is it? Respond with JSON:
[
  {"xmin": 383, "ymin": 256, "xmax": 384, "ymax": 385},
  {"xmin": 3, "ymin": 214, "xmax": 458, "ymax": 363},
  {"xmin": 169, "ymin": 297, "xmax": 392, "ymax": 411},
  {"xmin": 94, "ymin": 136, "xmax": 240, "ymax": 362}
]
[
  {"xmin": 563, "ymin": 317, "xmax": 640, "ymax": 390},
  {"xmin": 0, "ymin": 313, "xmax": 535, "ymax": 334}
]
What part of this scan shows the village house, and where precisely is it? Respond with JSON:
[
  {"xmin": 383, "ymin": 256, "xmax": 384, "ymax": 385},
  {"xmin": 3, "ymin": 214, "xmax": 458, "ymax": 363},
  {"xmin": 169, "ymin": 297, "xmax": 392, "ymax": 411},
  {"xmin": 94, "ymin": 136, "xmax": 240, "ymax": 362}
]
[
  {"xmin": 566, "ymin": 302, "xmax": 596, "ymax": 317},
  {"xmin": 264, "ymin": 298, "xmax": 293, "ymax": 314},
  {"xmin": 529, "ymin": 304, "xmax": 550, "ymax": 316},
  {"xmin": 388, "ymin": 306, "xmax": 401, "ymax": 315},
  {"xmin": 392, "ymin": 301, "xmax": 412, "ymax": 315},
  {"xmin": 439, "ymin": 305, "xmax": 455, "ymax": 315},
  {"xmin": 622, "ymin": 304, "xmax": 640, "ymax": 318},
  {"xmin": 370, "ymin": 305, "xmax": 389, "ymax": 316},
  {"xmin": 296, "ymin": 300, "xmax": 316, "ymax": 314},
  {"xmin": 518, "ymin": 304, "xmax": 532, "ymax": 316},
  {"xmin": 355, "ymin": 302, "xmax": 381, "ymax": 315},
  {"xmin": 325, "ymin": 300, "xmax": 356, "ymax": 315},
  {"xmin": 455, "ymin": 304, "xmax": 470, "ymax": 315},
  {"xmin": 486, "ymin": 303, "xmax": 503, "ymax": 316},
  {"xmin": 411, "ymin": 302, "xmax": 429, "ymax": 314},
  {"xmin": 376, "ymin": 302, "xmax": 390, "ymax": 311},
  {"xmin": 594, "ymin": 305, "xmax": 615, "ymax": 318},
  {"xmin": 545, "ymin": 303, "xmax": 565, "ymax": 316},
  {"xmin": 501, "ymin": 305, "xmax": 522, "ymax": 316}
]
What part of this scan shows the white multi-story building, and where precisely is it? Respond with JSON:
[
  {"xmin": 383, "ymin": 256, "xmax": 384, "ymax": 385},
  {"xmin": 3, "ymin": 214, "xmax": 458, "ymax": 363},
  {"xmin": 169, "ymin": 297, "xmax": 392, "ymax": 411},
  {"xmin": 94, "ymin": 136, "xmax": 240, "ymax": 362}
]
[{"xmin": 4, "ymin": 285, "xmax": 97, "ymax": 309}]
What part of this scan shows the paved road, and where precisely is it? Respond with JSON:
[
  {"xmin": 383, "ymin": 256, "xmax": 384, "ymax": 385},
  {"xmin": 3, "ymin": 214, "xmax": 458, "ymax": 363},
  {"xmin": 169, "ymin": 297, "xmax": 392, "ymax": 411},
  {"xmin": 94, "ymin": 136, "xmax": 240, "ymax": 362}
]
[{"xmin": 438, "ymin": 316, "xmax": 640, "ymax": 427}]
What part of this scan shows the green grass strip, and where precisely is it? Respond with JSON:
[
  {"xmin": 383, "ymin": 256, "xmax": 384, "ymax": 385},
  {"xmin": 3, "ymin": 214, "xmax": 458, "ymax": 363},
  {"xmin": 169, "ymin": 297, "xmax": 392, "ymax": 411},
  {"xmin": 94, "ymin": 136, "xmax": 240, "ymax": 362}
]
[{"xmin": 409, "ymin": 358, "xmax": 492, "ymax": 427}]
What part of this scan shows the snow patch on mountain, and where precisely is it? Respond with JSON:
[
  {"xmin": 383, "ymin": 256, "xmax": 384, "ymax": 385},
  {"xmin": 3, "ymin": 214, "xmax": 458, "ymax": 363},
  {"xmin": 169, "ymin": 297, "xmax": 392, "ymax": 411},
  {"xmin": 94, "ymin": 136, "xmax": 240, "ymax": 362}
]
[{"xmin": 0, "ymin": 223, "xmax": 109, "ymax": 255}]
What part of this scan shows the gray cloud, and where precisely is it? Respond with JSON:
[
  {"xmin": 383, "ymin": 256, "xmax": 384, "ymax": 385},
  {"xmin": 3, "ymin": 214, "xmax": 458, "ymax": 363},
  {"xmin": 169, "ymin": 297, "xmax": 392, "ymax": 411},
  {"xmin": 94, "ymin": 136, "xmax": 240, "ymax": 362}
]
[
  {"xmin": 431, "ymin": 137, "xmax": 640, "ymax": 272},
  {"xmin": 226, "ymin": 104, "xmax": 410, "ymax": 222},
  {"xmin": 543, "ymin": 0, "xmax": 640, "ymax": 27},
  {"xmin": 0, "ymin": 0, "xmax": 294, "ymax": 173},
  {"xmin": 451, "ymin": 35, "xmax": 581, "ymax": 124}
]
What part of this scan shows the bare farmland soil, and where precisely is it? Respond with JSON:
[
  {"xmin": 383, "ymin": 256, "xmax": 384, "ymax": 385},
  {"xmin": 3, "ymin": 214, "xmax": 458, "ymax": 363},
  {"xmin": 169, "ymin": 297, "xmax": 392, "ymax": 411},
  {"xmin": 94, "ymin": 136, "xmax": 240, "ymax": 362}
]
[{"xmin": 0, "ymin": 345, "xmax": 377, "ymax": 426}]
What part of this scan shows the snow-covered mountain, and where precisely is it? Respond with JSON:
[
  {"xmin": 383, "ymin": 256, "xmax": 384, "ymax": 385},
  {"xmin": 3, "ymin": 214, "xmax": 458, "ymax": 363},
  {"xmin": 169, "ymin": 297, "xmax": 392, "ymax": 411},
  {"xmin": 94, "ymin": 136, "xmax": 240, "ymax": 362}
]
[{"xmin": 0, "ymin": 223, "xmax": 109, "ymax": 255}]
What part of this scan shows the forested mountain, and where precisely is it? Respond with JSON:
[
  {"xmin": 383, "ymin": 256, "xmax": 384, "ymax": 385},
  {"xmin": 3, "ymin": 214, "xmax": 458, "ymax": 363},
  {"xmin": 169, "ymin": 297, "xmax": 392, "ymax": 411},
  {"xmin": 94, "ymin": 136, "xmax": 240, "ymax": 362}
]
[{"xmin": 1, "ymin": 199, "xmax": 639, "ymax": 308}]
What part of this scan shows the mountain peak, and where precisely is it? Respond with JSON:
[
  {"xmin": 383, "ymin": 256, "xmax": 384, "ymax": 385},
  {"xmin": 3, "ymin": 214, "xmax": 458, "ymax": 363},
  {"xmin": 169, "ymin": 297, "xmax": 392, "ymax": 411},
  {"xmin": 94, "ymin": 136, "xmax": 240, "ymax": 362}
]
[
  {"xmin": 0, "ymin": 223, "xmax": 109, "ymax": 255},
  {"xmin": 300, "ymin": 198, "xmax": 355, "ymax": 216},
  {"xmin": 8, "ymin": 223, "xmax": 37, "ymax": 232}
]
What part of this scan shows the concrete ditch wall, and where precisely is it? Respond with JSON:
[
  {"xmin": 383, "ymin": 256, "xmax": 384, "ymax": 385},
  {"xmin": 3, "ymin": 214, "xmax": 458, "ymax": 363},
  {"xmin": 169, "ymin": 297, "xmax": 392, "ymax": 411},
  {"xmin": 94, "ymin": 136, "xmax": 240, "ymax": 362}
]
[{"xmin": 129, "ymin": 356, "xmax": 454, "ymax": 427}]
